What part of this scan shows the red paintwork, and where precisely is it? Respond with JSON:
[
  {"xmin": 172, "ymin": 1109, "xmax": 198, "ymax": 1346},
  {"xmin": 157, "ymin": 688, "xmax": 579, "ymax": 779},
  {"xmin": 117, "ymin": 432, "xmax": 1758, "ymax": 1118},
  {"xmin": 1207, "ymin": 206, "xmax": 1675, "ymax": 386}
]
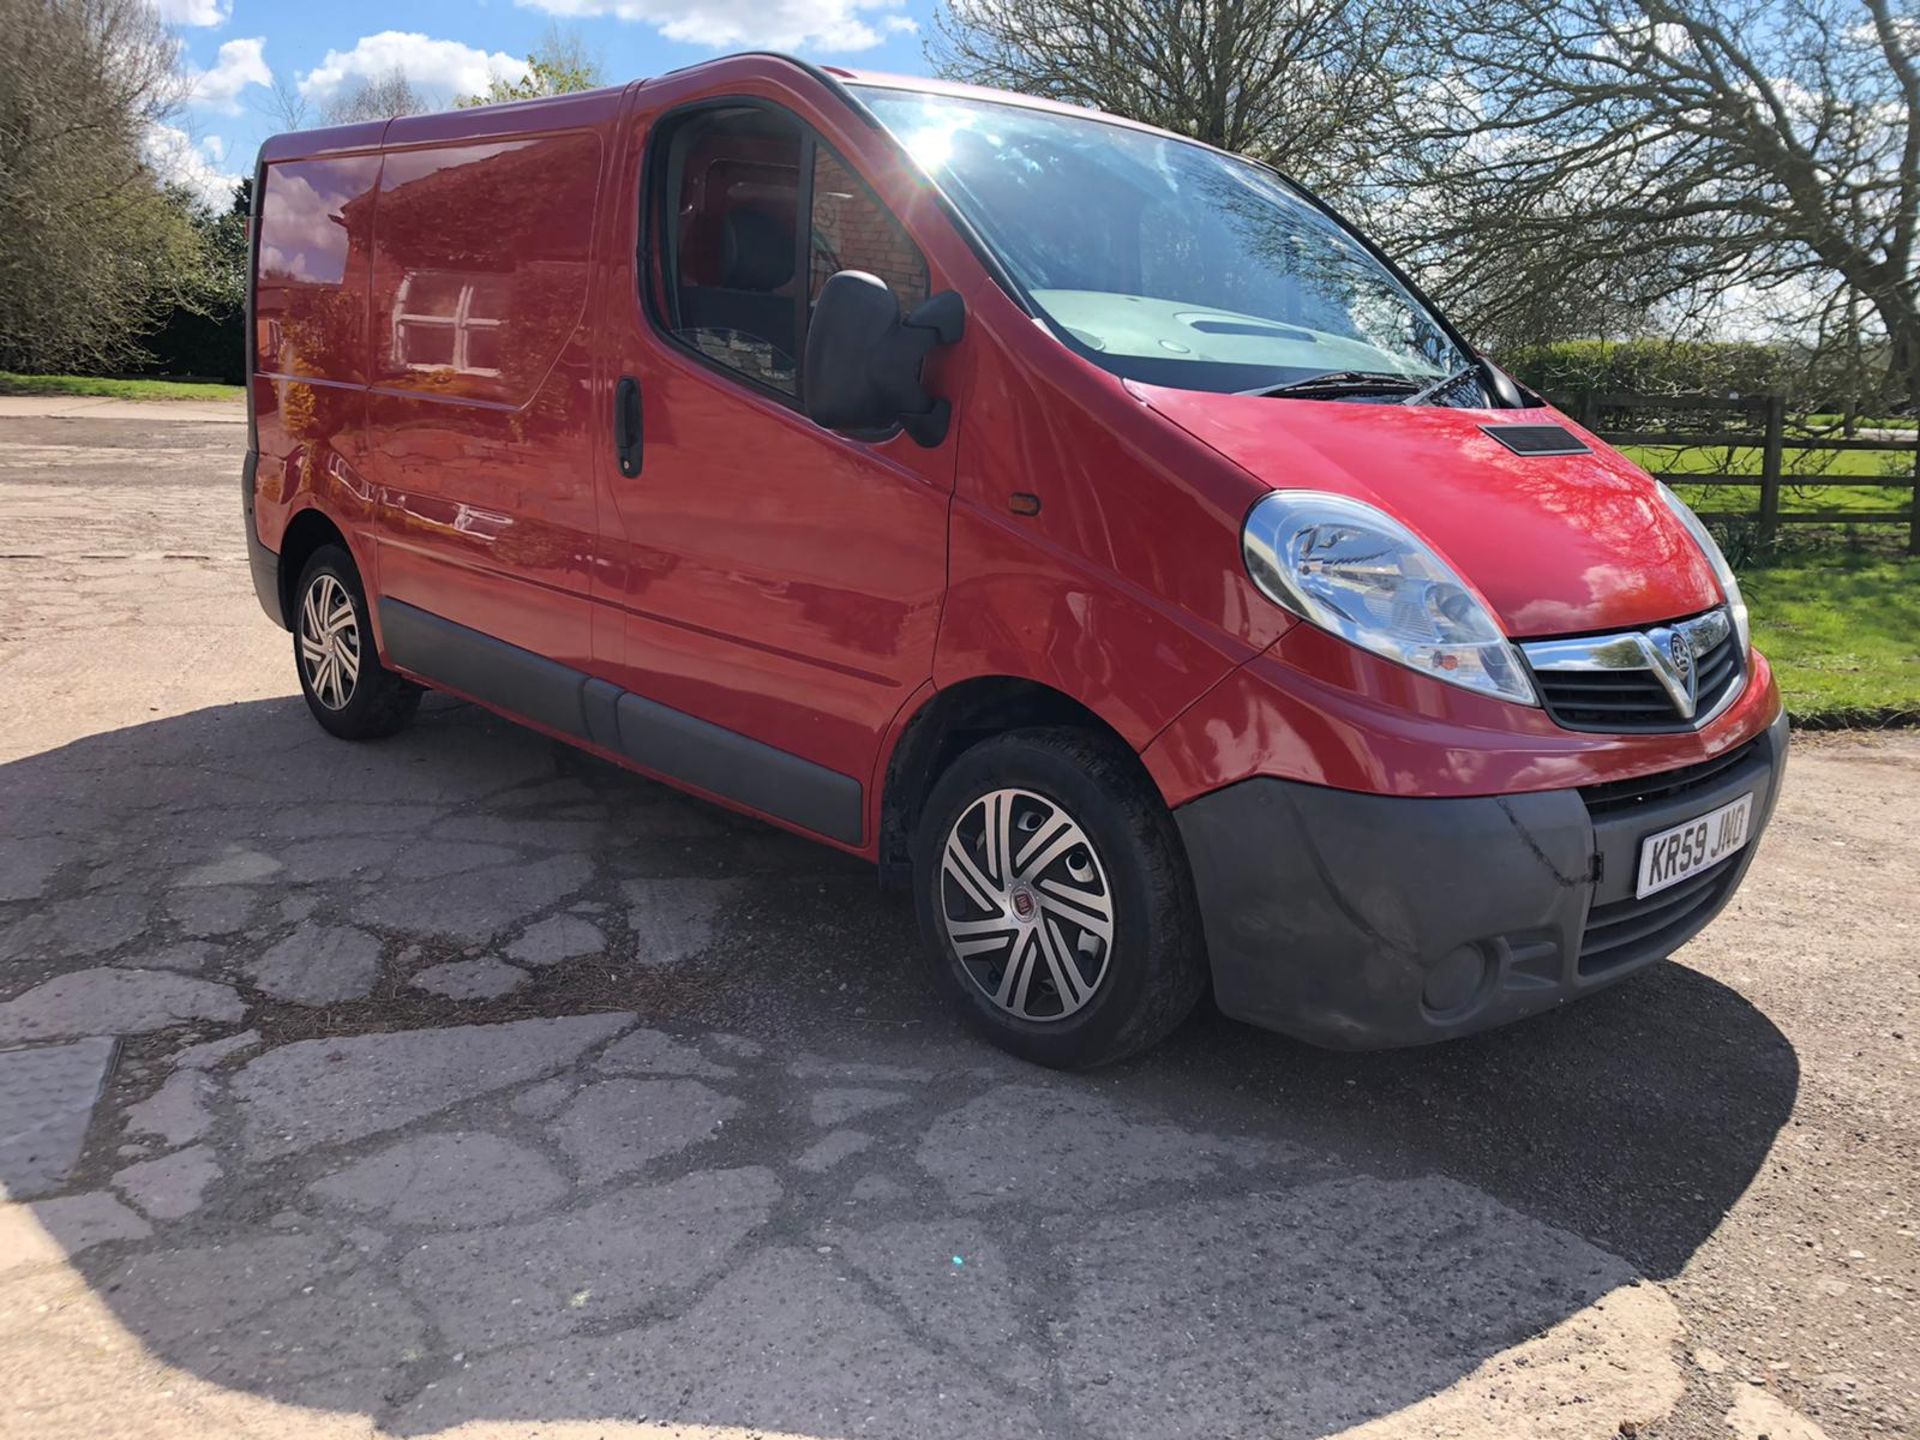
[
  {"xmin": 1144, "ymin": 627, "xmax": 1782, "ymax": 805},
  {"xmin": 249, "ymin": 54, "xmax": 1783, "ymax": 862},
  {"xmin": 932, "ymin": 296, "xmax": 1293, "ymax": 751},
  {"xmin": 589, "ymin": 67, "xmax": 959, "ymax": 792},
  {"xmin": 365, "ymin": 114, "xmax": 609, "ymax": 669},
  {"xmin": 1137, "ymin": 385, "xmax": 1722, "ymax": 636},
  {"xmin": 251, "ymin": 127, "xmax": 386, "ymax": 592}
]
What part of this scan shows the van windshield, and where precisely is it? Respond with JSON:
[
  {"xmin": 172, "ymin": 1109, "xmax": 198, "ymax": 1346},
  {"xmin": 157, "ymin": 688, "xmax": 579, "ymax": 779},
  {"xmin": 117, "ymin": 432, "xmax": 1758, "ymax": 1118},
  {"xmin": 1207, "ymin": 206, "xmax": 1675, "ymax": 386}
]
[{"xmin": 856, "ymin": 87, "xmax": 1470, "ymax": 398}]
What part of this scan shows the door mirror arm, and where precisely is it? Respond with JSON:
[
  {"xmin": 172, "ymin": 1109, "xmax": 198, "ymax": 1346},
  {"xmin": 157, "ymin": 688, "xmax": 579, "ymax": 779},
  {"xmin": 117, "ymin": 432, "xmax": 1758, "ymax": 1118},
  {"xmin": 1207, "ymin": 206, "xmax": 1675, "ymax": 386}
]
[
  {"xmin": 804, "ymin": 271, "xmax": 966, "ymax": 447},
  {"xmin": 1475, "ymin": 355, "xmax": 1529, "ymax": 409},
  {"xmin": 889, "ymin": 291, "xmax": 964, "ymax": 446}
]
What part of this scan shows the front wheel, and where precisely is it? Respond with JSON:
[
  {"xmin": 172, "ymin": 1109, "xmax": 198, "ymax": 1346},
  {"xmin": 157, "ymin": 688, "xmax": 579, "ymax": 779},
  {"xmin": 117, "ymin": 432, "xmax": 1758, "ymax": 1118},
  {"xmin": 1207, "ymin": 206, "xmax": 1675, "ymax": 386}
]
[
  {"xmin": 912, "ymin": 728, "xmax": 1207, "ymax": 1069},
  {"xmin": 293, "ymin": 544, "xmax": 421, "ymax": 740}
]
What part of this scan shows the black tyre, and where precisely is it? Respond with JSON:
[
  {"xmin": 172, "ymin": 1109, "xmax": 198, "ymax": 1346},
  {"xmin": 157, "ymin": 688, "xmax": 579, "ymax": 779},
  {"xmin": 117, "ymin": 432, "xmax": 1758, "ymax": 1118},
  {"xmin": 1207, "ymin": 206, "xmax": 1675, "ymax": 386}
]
[
  {"xmin": 292, "ymin": 544, "xmax": 421, "ymax": 740},
  {"xmin": 912, "ymin": 727, "xmax": 1207, "ymax": 1068}
]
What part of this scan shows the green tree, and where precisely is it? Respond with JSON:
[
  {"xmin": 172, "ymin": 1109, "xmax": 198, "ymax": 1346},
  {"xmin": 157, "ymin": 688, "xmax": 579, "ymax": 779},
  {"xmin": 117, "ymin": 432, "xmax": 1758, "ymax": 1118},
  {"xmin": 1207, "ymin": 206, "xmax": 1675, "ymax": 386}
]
[
  {"xmin": 133, "ymin": 179, "xmax": 249, "ymax": 382},
  {"xmin": 0, "ymin": 0, "xmax": 206, "ymax": 374}
]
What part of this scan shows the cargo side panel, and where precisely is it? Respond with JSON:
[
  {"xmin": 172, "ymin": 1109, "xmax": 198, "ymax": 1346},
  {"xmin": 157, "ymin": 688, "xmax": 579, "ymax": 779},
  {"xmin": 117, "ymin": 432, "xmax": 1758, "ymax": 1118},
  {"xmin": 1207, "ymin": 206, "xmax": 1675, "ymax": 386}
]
[
  {"xmin": 362, "ymin": 109, "xmax": 609, "ymax": 674},
  {"xmin": 251, "ymin": 140, "xmax": 385, "ymax": 566}
]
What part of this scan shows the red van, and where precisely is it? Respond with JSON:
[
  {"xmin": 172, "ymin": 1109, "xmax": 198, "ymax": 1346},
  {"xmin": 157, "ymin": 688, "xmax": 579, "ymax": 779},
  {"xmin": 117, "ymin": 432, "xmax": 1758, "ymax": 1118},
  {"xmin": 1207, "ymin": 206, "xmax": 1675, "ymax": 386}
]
[{"xmin": 242, "ymin": 53, "xmax": 1786, "ymax": 1067}]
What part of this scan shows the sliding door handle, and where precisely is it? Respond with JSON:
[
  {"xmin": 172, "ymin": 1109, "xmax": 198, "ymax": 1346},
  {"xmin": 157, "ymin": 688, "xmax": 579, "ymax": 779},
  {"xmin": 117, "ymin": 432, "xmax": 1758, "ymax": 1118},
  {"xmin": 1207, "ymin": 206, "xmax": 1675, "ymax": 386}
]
[{"xmin": 613, "ymin": 375, "xmax": 643, "ymax": 478}]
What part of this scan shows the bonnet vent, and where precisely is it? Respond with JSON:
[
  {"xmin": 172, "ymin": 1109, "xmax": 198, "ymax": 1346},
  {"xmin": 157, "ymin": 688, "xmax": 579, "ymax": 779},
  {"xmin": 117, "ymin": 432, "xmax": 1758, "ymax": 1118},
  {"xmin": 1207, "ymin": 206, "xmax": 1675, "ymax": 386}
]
[{"xmin": 1481, "ymin": 424, "xmax": 1590, "ymax": 456}]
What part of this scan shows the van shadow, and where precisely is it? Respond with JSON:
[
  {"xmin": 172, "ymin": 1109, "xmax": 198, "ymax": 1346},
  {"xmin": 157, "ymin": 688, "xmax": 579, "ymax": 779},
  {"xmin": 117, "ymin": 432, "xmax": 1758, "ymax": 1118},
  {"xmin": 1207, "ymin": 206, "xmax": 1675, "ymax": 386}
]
[{"xmin": 1, "ymin": 697, "xmax": 1799, "ymax": 1438}]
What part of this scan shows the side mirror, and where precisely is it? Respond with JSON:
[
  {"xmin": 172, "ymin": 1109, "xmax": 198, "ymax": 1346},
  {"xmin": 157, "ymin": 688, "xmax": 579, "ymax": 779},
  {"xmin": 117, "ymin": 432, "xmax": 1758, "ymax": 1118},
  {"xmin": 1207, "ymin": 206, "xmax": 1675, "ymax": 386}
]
[
  {"xmin": 1476, "ymin": 356, "xmax": 1528, "ymax": 409},
  {"xmin": 803, "ymin": 271, "xmax": 965, "ymax": 447}
]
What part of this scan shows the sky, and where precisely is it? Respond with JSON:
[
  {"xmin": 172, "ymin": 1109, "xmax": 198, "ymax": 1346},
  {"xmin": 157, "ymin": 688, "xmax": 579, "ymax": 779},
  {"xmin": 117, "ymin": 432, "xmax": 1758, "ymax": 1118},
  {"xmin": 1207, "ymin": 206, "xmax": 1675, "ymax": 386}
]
[{"xmin": 148, "ymin": 0, "xmax": 942, "ymax": 207}]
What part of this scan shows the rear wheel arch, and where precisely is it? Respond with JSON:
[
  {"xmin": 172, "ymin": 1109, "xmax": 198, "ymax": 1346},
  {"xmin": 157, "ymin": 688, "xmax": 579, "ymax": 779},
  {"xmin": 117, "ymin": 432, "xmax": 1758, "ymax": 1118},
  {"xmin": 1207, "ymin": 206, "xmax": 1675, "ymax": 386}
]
[
  {"xmin": 877, "ymin": 676, "xmax": 1156, "ymax": 889},
  {"xmin": 276, "ymin": 509, "xmax": 356, "ymax": 634}
]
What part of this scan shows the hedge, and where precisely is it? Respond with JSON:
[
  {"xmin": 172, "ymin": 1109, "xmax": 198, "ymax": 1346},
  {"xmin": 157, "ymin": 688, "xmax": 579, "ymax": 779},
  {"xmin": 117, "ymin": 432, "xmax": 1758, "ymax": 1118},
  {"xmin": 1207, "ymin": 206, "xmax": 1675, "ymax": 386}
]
[
  {"xmin": 1496, "ymin": 339, "xmax": 1796, "ymax": 399},
  {"xmin": 132, "ymin": 301, "xmax": 245, "ymax": 385}
]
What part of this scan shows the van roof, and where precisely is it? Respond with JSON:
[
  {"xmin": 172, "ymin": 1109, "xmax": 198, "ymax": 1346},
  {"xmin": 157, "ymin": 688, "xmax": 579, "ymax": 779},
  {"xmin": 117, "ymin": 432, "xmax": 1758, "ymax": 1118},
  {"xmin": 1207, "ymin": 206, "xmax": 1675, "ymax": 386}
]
[{"xmin": 256, "ymin": 52, "xmax": 1175, "ymax": 167}]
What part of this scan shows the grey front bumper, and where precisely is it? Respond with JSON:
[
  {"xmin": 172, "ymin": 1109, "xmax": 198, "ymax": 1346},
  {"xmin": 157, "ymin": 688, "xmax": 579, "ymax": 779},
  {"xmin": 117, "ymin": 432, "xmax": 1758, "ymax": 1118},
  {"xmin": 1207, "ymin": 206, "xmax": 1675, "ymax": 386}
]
[{"xmin": 1175, "ymin": 710, "xmax": 1789, "ymax": 1049}]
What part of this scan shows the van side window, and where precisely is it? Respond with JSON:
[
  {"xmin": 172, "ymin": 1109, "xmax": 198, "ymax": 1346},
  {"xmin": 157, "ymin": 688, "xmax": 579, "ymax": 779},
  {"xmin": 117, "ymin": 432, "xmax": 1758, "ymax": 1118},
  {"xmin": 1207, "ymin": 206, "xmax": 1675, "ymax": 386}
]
[{"xmin": 653, "ymin": 105, "xmax": 928, "ymax": 400}]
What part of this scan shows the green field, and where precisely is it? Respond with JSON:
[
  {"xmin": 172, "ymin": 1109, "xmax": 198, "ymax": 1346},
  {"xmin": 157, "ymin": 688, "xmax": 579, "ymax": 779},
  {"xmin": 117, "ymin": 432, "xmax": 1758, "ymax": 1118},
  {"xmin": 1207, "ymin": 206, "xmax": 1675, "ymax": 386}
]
[
  {"xmin": 0, "ymin": 372, "xmax": 244, "ymax": 402},
  {"xmin": 1615, "ymin": 434, "xmax": 1916, "ymax": 723},
  {"xmin": 1618, "ymin": 441, "xmax": 1915, "ymax": 522},
  {"xmin": 1799, "ymin": 413, "xmax": 1914, "ymax": 434},
  {"xmin": 1743, "ymin": 555, "xmax": 1920, "ymax": 724}
]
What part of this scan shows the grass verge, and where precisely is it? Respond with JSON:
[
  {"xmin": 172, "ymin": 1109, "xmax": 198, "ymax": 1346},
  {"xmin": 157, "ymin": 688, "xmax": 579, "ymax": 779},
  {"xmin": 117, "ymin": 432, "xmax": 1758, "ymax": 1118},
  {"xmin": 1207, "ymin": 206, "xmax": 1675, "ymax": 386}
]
[
  {"xmin": 1743, "ymin": 554, "xmax": 1920, "ymax": 726},
  {"xmin": 0, "ymin": 371, "xmax": 244, "ymax": 402}
]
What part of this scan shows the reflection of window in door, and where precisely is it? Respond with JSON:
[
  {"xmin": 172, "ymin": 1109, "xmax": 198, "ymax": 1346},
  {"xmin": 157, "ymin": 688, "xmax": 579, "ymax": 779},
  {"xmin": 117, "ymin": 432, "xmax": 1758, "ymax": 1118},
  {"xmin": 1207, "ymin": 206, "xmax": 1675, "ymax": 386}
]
[{"xmin": 392, "ymin": 271, "xmax": 506, "ymax": 376}]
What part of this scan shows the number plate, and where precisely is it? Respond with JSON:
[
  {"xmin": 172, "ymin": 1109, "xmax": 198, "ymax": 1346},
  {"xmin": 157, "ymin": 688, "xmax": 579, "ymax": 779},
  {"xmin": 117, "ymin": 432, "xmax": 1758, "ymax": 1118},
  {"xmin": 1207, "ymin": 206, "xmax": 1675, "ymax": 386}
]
[{"xmin": 1635, "ymin": 792, "xmax": 1754, "ymax": 899}]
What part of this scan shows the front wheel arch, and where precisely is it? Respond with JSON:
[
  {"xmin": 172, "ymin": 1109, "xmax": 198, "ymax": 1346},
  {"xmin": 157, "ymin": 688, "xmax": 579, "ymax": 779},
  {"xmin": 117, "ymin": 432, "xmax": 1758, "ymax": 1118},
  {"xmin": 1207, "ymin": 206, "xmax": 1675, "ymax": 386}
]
[{"xmin": 877, "ymin": 676, "xmax": 1153, "ymax": 890}]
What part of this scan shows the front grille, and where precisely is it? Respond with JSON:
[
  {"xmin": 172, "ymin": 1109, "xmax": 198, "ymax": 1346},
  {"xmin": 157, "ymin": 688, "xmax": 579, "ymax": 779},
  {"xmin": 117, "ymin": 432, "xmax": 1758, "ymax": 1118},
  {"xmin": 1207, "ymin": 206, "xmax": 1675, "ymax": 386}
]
[
  {"xmin": 1528, "ymin": 620, "xmax": 1743, "ymax": 733},
  {"xmin": 1578, "ymin": 738, "xmax": 1762, "ymax": 818},
  {"xmin": 1579, "ymin": 856, "xmax": 1741, "ymax": 975}
]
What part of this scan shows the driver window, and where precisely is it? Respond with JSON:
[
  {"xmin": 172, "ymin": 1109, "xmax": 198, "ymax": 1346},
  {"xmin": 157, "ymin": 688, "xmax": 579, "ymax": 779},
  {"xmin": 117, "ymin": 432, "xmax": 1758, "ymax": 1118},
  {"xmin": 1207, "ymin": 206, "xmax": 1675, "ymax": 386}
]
[
  {"xmin": 662, "ymin": 108, "xmax": 804, "ymax": 394},
  {"xmin": 654, "ymin": 105, "xmax": 929, "ymax": 401}
]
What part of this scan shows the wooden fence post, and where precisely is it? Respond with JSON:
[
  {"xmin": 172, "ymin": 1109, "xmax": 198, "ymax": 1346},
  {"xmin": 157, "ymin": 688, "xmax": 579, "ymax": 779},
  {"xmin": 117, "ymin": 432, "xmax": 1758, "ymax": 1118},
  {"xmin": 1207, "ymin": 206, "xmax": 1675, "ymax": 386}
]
[
  {"xmin": 1909, "ymin": 426, "xmax": 1919, "ymax": 556},
  {"xmin": 1758, "ymin": 394, "xmax": 1785, "ymax": 547}
]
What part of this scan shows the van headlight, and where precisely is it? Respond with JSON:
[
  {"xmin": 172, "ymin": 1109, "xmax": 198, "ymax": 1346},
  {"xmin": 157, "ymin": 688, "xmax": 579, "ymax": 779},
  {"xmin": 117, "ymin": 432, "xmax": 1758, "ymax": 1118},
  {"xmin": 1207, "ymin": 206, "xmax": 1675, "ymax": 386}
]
[
  {"xmin": 1657, "ymin": 483, "xmax": 1751, "ymax": 654},
  {"xmin": 1242, "ymin": 490, "xmax": 1537, "ymax": 705}
]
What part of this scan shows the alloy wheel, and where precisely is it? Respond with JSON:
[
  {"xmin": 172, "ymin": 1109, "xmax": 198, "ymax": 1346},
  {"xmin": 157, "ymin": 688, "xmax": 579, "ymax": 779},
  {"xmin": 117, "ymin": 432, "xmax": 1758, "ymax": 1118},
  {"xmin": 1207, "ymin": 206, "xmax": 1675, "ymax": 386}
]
[
  {"xmin": 939, "ymin": 787, "xmax": 1114, "ymax": 1022},
  {"xmin": 299, "ymin": 572, "xmax": 360, "ymax": 711}
]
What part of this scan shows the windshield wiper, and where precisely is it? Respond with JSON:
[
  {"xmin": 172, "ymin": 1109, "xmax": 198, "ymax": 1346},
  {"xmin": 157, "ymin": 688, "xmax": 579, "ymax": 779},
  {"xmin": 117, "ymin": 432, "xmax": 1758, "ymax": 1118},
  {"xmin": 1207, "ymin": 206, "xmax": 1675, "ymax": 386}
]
[
  {"xmin": 1400, "ymin": 363, "xmax": 1479, "ymax": 407},
  {"xmin": 1239, "ymin": 370, "xmax": 1424, "ymax": 400}
]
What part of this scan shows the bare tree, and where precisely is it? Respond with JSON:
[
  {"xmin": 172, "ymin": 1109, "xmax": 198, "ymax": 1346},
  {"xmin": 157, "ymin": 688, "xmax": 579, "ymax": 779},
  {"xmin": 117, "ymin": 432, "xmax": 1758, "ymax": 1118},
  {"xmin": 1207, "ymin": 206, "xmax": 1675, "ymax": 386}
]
[
  {"xmin": 1380, "ymin": 0, "xmax": 1920, "ymax": 410},
  {"xmin": 0, "ymin": 0, "xmax": 205, "ymax": 373},
  {"xmin": 256, "ymin": 69, "xmax": 310, "ymax": 131},
  {"xmin": 930, "ymin": 0, "xmax": 1418, "ymax": 192},
  {"xmin": 323, "ymin": 67, "xmax": 427, "ymax": 125}
]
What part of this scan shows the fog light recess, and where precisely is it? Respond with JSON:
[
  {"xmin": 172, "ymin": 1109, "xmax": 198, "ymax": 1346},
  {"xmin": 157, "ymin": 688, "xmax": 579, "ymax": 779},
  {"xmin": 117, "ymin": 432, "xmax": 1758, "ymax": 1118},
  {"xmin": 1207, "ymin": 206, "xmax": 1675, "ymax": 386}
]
[{"xmin": 1422, "ymin": 943, "xmax": 1493, "ymax": 1019}]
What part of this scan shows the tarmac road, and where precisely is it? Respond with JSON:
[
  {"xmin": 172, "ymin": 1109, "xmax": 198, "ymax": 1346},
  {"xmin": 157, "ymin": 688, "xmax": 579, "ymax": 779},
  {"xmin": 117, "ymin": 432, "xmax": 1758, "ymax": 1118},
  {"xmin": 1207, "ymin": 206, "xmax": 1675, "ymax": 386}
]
[{"xmin": 0, "ymin": 407, "xmax": 1914, "ymax": 1440}]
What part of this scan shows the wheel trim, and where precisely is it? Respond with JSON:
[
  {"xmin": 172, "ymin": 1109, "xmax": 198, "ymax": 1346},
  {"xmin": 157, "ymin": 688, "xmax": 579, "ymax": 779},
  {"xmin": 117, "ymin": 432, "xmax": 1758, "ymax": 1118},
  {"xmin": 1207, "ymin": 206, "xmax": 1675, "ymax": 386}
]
[
  {"xmin": 940, "ymin": 787, "xmax": 1114, "ymax": 1023},
  {"xmin": 299, "ymin": 573, "xmax": 360, "ymax": 711}
]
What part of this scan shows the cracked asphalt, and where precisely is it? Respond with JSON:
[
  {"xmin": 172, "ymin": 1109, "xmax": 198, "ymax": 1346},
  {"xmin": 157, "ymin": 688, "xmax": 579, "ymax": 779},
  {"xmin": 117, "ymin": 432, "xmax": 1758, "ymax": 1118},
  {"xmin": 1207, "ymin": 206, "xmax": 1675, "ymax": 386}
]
[{"xmin": 0, "ymin": 409, "xmax": 1915, "ymax": 1440}]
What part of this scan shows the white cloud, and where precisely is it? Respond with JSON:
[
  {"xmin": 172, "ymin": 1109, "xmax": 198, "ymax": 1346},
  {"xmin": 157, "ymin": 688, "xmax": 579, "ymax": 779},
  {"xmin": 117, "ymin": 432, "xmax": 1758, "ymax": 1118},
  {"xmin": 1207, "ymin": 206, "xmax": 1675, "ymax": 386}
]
[
  {"xmin": 518, "ymin": 0, "xmax": 913, "ymax": 52},
  {"xmin": 151, "ymin": 0, "xmax": 230, "ymax": 26},
  {"xmin": 144, "ymin": 122, "xmax": 243, "ymax": 208},
  {"xmin": 297, "ymin": 32, "xmax": 532, "ymax": 105},
  {"xmin": 190, "ymin": 36, "xmax": 270, "ymax": 113}
]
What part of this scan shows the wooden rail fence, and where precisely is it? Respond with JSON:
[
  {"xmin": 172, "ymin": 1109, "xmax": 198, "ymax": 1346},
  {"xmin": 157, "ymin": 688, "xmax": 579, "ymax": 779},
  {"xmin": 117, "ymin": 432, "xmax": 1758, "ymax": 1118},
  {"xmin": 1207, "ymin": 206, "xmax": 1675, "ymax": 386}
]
[{"xmin": 1553, "ymin": 392, "xmax": 1920, "ymax": 554}]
